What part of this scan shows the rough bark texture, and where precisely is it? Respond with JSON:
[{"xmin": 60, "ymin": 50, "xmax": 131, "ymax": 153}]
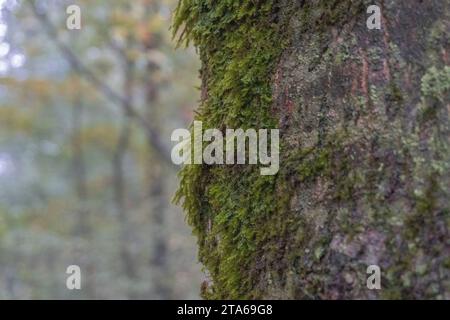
[{"xmin": 174, "ymin": 0, "xmax": 450, "ymax": 299}]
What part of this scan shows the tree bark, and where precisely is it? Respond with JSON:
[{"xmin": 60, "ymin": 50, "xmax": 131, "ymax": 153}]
[
  {"xmin": 70, "ymin": 82, "xmax": 96, "ymax": 298},
  {"xmin": 175, "ymin": 0, "xmax": 449, "ymax": 299},
  {"xmin": 113, "ymin": 47, "xmax": 138, "ymax": 297},
  {"xmin": 144, "ymin": 29, "xmax": 171, "ymax": 300},
  {"xmin": 71, "ymin": 90, "xmax": 89, "ymax": 237}
]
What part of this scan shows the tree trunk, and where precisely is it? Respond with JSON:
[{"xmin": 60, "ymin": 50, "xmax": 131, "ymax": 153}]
[
  {"xmin": 144, "ymin": 39, "xmax": 171, "ymax": 300},
  {"xmin": 113, "ymin": 119, "xmax": 139, "ymax": 289},
  {"xmin": 113, "ymin": 52, "xmax": 139, "ymax": 298},
  {"xmin": 71, "ymin": 91, "xmax": 89, "ymax": 237},
  {"xmin": 174, "ymin": 0, "xmax": 449, "ymax": 299},
  {"xmin": 140, "ymin": 4, "xmax": 172, "ymax": 297},
  {"xmin": 70, "ymin": 82, "xmax": 96, "ymax": 298}
]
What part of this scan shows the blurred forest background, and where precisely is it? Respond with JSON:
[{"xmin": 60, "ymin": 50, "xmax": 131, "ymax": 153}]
[{"xmin": 0, "ymin": 0, "xmax": 202, "ymax": 299}]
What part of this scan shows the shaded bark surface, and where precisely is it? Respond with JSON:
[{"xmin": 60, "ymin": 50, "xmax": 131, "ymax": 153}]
[{"xmin": 262, "ymin": 0, "xmax": 449, "ymax": 299}]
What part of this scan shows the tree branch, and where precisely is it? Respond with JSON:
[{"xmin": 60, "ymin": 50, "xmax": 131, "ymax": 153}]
[{"xmin": 27, "ymin": 0, "xmax": 175, "ymax": 168}]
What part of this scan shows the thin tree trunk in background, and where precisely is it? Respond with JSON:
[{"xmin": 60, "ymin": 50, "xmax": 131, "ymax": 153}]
[
  {"xmin": 146, "ymin": 142, "xmax": 170, "ymax": 299},
  {"xmin": 71, "ymin": 94, "xmax": 89, "ymax": 236},
  {"xmin": 145, "ymin": 51, "xmax": 171, "ymax": 301},
  {"xmin": 113, "ymin": 55, "xmax": 139, "ymax": 298},
  {"xmin": 70, "ymin": 88, "xmax": 96, "ymax": 298},
  {"xmin": 113, "ymin": 118, "xmax": 139, "ymax": 288},
  {"xmin": 142, "ymin": 3, "xmax": 171, "ymax": 297}
]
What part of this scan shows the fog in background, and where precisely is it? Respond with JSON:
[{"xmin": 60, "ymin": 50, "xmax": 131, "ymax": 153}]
[{"xmin": 0, "ymin": 0, "xmax": 202, "ymax": 299}]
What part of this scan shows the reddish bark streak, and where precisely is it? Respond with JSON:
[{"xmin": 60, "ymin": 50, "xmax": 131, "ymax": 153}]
[
  {"xmin": 350, "ymin": 63, "xmax": 359, "ymax": 96},
  {"xmin": 381, "ymin": 2, "xmax": 392, "ymax": 81},
  {"xmin": 359, "ymin": 48, "xmax": 370, "ymax": 101},
  {"xmin": 443, "ymin": 48, "xmax": 449, "ymax": 65}
]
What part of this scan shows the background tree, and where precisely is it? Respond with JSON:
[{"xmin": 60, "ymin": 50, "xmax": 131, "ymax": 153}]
[{"xmin": 0, "ymin": 0, "xmax": 201, "ymax": 299}]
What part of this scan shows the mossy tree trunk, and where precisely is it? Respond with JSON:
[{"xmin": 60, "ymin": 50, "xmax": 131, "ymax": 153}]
[{"xmin": 174, "ymin": 0, "xmax": 449, "ymax": 299}]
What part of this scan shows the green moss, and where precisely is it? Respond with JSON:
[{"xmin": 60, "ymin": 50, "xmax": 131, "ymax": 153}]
[
  {"xmin": 173, "ymin": 0, "xmax": 287, "ymax": 129},
  {"xmin": 173, "ymin": 0, "xmax": 292, "ymax": 299},
  {"xmin": 420, "ymin": 66, "xmax": 450, "ymax": 102},
  {"xmin": 417, "ymin": 64, "xmax": 450, "ymax": 158}
]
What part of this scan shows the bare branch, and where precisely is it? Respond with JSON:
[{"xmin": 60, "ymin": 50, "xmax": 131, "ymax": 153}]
[{"xmin": 27, "ymin": 0, "xmax": 175, "ymax": 167}]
